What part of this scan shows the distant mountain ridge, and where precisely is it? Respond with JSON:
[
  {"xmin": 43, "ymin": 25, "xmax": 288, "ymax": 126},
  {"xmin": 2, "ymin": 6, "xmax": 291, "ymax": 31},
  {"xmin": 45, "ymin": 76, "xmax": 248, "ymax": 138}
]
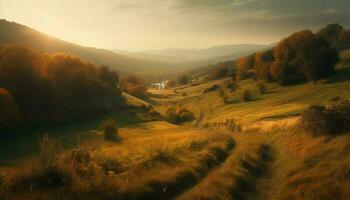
[
  {"xmin": 141, "ymin": 44, "xmax": 272, "ymax": 62},
  {"xmin": 0, "ymin": 19, "xmax": 270, "ymax": 78}
]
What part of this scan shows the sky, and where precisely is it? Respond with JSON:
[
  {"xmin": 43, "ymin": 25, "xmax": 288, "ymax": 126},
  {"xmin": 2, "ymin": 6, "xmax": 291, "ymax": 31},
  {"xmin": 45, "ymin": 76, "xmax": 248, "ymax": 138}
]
[{"xmin": 0, "ymin": 0, "xmax": 349, "ymax": 51}]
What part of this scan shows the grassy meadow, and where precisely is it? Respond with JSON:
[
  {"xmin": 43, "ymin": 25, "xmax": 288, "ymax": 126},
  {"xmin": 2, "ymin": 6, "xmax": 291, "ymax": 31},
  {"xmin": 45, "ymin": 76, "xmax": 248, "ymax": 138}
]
[{"xmin": 1, "ymin": 49, "xmax": 350, "ymax": 200}]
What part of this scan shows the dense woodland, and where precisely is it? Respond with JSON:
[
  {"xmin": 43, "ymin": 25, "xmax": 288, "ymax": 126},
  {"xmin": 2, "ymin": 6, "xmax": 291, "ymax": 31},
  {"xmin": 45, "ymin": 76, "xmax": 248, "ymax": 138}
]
[
  {"xmin": 208, "ymin": 24, "xmax": 350, "ymax": 85},
  {"xmin": 0, "ymin": 45, "xmax": 125, "ymax": 132}
]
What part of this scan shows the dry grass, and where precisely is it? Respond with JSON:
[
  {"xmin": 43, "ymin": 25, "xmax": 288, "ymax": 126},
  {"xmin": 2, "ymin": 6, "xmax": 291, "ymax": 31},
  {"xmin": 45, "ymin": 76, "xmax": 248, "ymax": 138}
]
[
  {"xmin": 148, "ymin": 64, "xmax": 350, "ymax": 200},
  {"xmin": 1, "ymin": 122, "xmax": 235, "ymax": 200},
  {"xmin": 177, "ymin": 134, "xmax": 270, "ymax": 200}
]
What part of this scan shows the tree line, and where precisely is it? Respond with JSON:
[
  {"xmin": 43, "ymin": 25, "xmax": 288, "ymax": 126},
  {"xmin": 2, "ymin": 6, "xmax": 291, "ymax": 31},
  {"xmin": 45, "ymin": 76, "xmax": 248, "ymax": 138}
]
[
  {"xmin": 0, "ymin": 45, "xmax": 125, "ymax": 132},
  {"xmin": 209, "ymin": 24, "xmax": 350, "ymax": 85}
]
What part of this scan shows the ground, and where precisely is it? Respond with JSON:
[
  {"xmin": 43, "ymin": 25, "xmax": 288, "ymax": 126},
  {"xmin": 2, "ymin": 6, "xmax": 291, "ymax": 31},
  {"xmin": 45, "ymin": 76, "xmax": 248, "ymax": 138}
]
[{"xmin": 1, "ymin": 50, "xmax": 350, "ymax": 199}]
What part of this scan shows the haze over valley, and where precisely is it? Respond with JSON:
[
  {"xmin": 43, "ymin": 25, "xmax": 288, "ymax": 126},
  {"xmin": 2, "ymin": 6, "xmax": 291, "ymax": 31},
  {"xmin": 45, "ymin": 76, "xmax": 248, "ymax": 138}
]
[{"xmin": 1, "ymin": 1, "xmax": 350, "ymax": 200}]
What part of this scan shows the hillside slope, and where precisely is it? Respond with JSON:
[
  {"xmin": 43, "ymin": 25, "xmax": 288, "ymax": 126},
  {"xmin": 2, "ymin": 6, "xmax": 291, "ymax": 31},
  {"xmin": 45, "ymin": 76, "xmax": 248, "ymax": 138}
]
[
  {"xmin": 0, "ymin": 19, "xmax": 190, "ymax": 76},
  {"xmin": 147, "ymin": 53, "xmax": 350, "ymax": 199}
]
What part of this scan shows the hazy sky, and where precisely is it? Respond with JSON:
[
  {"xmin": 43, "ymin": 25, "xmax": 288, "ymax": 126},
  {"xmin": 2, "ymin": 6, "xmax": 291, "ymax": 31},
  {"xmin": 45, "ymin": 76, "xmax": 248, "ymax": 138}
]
[{"xmin": 1, "ymin": 0, "xmax": 349, "ymax": 51}]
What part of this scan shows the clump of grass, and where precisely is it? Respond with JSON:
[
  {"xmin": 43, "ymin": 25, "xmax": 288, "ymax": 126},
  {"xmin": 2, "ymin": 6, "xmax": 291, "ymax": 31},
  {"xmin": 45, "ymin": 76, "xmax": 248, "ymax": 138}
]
[
  {"xmin": 8, "ymin": 135, "xmax": 70, "ymax": 191},
  {"xmin": 97, "ymin": 155, "xmax": 123, "ymax": 174},
  {"xmin": 240, "ymin": 89, "xmax": 253, "ymax": 102},
  {"xmin": 101, "ymin": 118, "xmax": 118, "ymax": 141}
]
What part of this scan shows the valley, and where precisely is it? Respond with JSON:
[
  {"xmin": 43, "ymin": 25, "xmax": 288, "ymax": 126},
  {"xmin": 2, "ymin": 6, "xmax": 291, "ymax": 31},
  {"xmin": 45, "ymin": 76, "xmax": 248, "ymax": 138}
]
[{"xmin": 1, "ymin": 2, "xmax": 350, "ymax": 198}]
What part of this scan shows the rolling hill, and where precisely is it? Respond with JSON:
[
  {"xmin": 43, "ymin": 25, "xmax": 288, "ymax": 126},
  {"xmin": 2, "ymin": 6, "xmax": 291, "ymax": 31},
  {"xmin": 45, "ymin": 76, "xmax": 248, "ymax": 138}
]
[
  {"xmin": 0, "ymin": 19, "xmax": 193, "ymax": 77},
  {"xmin": 141, "ymin": 44, "xmax": 271, "ymax": 62},
  {"xmin": 0, "ymin": 19, "xmax": 269, "ymax": 79}
]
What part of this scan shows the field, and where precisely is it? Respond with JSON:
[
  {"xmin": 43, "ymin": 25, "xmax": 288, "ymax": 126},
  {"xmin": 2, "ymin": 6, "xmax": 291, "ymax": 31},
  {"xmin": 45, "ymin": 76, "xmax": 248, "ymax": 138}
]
[{"xmin": 1, "ymin": 52, "xmax": 350, "ymax": 199}]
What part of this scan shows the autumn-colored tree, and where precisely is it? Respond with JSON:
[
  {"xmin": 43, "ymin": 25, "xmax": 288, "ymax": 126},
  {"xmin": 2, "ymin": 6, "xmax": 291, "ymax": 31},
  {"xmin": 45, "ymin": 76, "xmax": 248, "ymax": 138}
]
[
  {"xmin": 0, "ymin": 44, "xmax": 125, "ymax": 128},
  {"xmin": 119, "ymin": 75, "xmax": 148, "ymax": 98},
  {"xmin": 236, "ymin": 54, "xmax": 255, "ymax": 80},
  {"xmin": 98, "ymin": 66, "xmax": 119, "ymax": 88},
  {"xmin": 0, "ymin": 45, "xmax": 55, "ymax": 121},
  {"xmin": 254, "ymin": 49, "xmax": 275, "ymax": 81},
  {"xmin": 273, "ymin": 30, "xmax": 338, "ymax": 85},
  {"xmin": 298, "ymin": 35, "xmax": 339, "ymax": 84},
  {"xmin": 210, "ymin": 66, "xmax": 228, "ymax": 80},
  {"xmin": 127, "ymin": 83, "xmax": 148, "ymax": 98},
  {"xmin": 119, "ymin": 75, "xmax": 141, "ymax": 91}
]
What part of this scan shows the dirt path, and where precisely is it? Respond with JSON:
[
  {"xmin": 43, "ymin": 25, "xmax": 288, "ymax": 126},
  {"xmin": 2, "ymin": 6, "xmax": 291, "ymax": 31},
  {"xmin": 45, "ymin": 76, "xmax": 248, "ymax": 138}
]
[{"xmin": 247, "ymin": 144, "xmax": 276, "ymax": 200}]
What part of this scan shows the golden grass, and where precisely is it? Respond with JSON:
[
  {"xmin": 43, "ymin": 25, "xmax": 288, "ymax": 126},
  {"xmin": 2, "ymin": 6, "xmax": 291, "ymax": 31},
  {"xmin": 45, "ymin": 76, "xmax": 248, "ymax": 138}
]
[
  {"xmin": 177, "ymin": 133, "xmax": 270, "ymax": 200},
  {"xmin": 2, "ymin": 122, "xmax": 235, "ymax": 200},
  {"xmin": 147, "ymin": 65, "xmax": 350, "ymax": 200}
]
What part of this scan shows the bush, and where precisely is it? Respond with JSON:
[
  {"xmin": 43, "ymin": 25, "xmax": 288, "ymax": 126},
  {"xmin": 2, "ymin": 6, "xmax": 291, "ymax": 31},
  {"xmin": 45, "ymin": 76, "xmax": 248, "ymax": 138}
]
[
  {"xmin": 101, "ymin": 118, "xmax": 118, "ymax": 141},
  {"xmin": 176, "ymin": 104, "xmax": 195, "ymax": 122},
  {"xmin": 240, "ymin": 89, "xmax": 252, "ymax": 102},
  {"xmin": 256, "ymin": 81, "xmax": 268, "ymax": 94},
  {"xmin": 165, "ymin": 104, "xmax": 194, "ymax": 123},
  {"xmin": 301, "ymin": 100, "xmax": 350, "ymax": 136}
]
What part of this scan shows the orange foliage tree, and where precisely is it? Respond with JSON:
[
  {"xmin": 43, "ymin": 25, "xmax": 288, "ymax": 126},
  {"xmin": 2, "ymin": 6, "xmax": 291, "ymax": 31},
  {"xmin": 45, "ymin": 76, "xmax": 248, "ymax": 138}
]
[{"xmin": 0, "ymin": 44, "xmax": 124, "ymax": 129}]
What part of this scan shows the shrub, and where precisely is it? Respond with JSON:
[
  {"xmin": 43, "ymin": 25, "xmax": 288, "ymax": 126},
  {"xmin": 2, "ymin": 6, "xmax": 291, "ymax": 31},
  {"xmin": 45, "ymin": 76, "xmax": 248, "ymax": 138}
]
[
  {"xmin": 165, "ymin": 104, "xmax": 194, "ymax": 123},
  {"xmin": 256, "ymin": 81, "xmax": 268, "ymax": 94},
  {"xmin": 101, "ymin": 118, "xmax": 118, "ymax": 141},
  {"xmin": 240, "ymin": 89, "xmax": 252, "ymax": 102},
  {"xmin": 176, "ymin": 105, "xmax": 195, "ymax": 122},
  {"xmin": 301, "ymin": 105, "xmax": 329, "ymax": 136},
  {"xmin": 301, "ymin": 100, "xmax": 350, "ymax": 136}
]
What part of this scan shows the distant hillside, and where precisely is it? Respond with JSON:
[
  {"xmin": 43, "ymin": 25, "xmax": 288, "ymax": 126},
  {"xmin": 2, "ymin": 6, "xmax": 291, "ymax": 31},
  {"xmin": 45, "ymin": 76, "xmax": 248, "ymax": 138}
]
[
  {"xmin": 142, "ymin": 44, "xmax": 271, "ymax": 62},
  {"xmin": 0, "ymin": 19, "xmax": 193, "ymax": 77}
]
